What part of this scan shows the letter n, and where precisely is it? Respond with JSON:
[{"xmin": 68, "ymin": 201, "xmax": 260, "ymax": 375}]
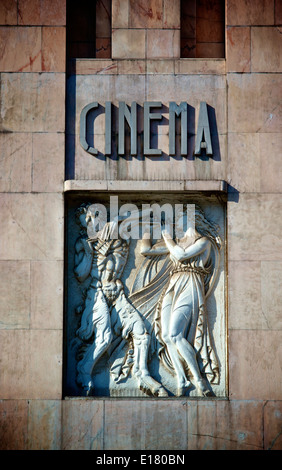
[{"xmin": 118, "ymin": 102, "xmax": 137, "ymax": 155}]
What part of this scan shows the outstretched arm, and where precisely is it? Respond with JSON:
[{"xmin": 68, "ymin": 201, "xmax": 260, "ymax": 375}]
[{"xmin": 140, "ymin": 231, "xmax": 169, "ymax": 257}]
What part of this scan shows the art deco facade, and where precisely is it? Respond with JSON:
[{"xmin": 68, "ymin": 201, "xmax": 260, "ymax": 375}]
[{"xmin": 0, "ymin": 0, "xmax": 282, "ymax": 450}]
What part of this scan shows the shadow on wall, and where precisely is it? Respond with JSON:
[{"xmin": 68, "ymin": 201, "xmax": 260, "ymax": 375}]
[
  {"xmin": 227, "ymin": 184, "xmax": 240, "ymax": 203},
  {"xmin": 65, "ymin": 80, "xmax": 222, "ymax": 179}
]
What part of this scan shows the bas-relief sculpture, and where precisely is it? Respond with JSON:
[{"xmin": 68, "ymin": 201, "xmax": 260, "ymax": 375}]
[{"xmin": 72, "ymin": 202, "xmax": 223, "ymax": 398}]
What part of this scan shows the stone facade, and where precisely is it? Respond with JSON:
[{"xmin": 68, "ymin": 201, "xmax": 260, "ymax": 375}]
[{"xmin": 0, "ymin": 0, "xmax": 282, "ymax": 450}]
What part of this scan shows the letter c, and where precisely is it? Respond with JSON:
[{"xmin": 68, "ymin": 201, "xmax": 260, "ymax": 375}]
[{"xmin": 79, "ymin": 102, "xmax": 99, "ymax": 155}]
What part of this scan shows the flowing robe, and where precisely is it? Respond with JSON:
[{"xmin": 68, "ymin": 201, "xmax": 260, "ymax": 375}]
[
  {"xmin": 155, "ymin": 249, "xmax": 219, "ymax": 385},
  {"xmin": 128, "ymin": 237, "xmax": 220, "ymax": 386}
]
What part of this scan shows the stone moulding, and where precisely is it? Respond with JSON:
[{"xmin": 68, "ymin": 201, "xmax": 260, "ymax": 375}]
[{"xmin": 63, "ymin": 179, "xmax": 228, "ymax": 194}]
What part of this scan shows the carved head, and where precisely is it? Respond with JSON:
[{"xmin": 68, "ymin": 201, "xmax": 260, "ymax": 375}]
[
  {"xmin": 86, "ymin": 203, "xmax": 108, "ymax": 240},
  {"xmin": 75, "ymin": 203, "xmax": 91, "ymax": 229},
  {"xmin": 194, "ymin": 205, "xmax": 222, "ymax": 248}
]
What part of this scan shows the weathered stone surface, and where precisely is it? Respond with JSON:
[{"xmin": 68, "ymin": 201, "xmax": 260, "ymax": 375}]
[
  {"xmin": 227, "ymin": 133, "xmax": 260, "ymax": 192},
  {"xmin": 147, "ymin": 29, "xmax": 180, "ymax": 59},
  {"xmin": 112, "ymin": 29, "xmax": 146, "ymax": 59},
  {"xmin": 73, "ymin": 59, "xmax": 118, "ymax": 75},
  {"xmin": 18, "ymin": 0, "xmax": 66, "ymax": 25},
  {"xmin": 2, "ymin": 398, "xmax": 281, "ymax": 450},
  {"xmin": 260, "ymin": 133, "xmax": 282, "ymax": 193},
  {"xmin": 187, "ymin": 400, "xmax": 218, "ymax": 450},
  {"xmin": 229, "ymin": 260, "xmax": 282, "ymax": 330},
  {"xmin": 0, "ymin": 261, "xmax": 30, "ymax": 329},
  {"xmin": 227, "ymin": 0, "xmax": 274, "ymax": 25},
  {"xmin": 217, "ymin": 260, "xmax": 282, "ymax": 332},
  {"xmin": 0, "ymin": 73, "xmax": 65, "ymax": 133},
  {"xmin": 0, "ymin": 133, "xmax": 32, "ymax": 192},
  {"xmin": 228, "ymin": 73, "xmax": 282, "ymax": 133},
  {"xmin": 30, "ymin": 260, "xmax": 63, "ymax": 330},
  {"xmin": 176, "ymin": 58, "xmax": 225, "ymax": 75},
  {"xmin": 62, "ymin": 399, "xmax": 104, "ymax": 450},
  {"xmin": 226, "ymin": 26, "xmax": 251, "ymax": 72},
  {"xmin": 229, "ymin": 330, "xmax": 282, "ymax": 400},
  {"xmin": 215, "ymin": 400, "xmax": 263, "ymax": 450},
  {"xmin": 0, "ymin": 27, "xmax": 41, "ymax": 72},
  {"xmin": 251, "ymin": 26, "xmax": 282, "ymax": 73},
  {"xmin": 0, "ymin": 329, "xmax": 62, "ymax": 399},
  {"xmin": 104, "ymin": 399, "xmax": 188, "ymax": 450},
  {"xmin": 117, "ymin": 59, "xmax": 146, "ymax": 74},
  {"xmin": 228, "ymin": 194, "xmax": 282, "ymax": 261},
  {"xmin": 163, "ymin": 0, "xmax": 180, "ymax": 29},
  {"xmin": 32, "ymin": 133, "xmax": 65, "ymax": 192},
  {"xmin": 188, "ymin": 399, "xmax": 263, "ymax": 450},
  {"xmin": 129, "ymin": 0, "xmax": 163, "ymax": 28},
  {"xmin": 264, "ymin": 401, "xmax": 282, "ymax": 450},
  {"xmin": 260, "ymin": 261, "xmax": 282, "ymax": 330},
  {"xmin": 42, "ymin": 27, "xmax": 66, "ymax": 72},
  {"xmin": 112, "ymin": 0, "xmax": 129, "ymax": 29},
  {"xmin": 146, "ymin": 59, "xmax": 175, "ymax": 74},
  {"xmin": 66, "ymin": 133, "xmax": 106, "ymax": 181},
  {"xmin": 228, "ymin": 132, "xmax": 282, "ymax": 193},
  {"xmin": 228, "ymin": 260, "xmax": 265, "ymax": 330},
  {"xmin": 0, "ymin": 193, "xmax": 64, "ymax": 261},
  {"xmin": 0, "ymin": 400, "xmax": 28, "ymax": 450},
  {"xmin": 27, "ymin": 400, "xmax": 62, "ymax": 450},
  {"xmin": 140, "ymin": 400, "xmax": 188, "ymax": 449},
  {"xmin": 0, "ymin": 0, "xmax": 17, "ymax": 25}
]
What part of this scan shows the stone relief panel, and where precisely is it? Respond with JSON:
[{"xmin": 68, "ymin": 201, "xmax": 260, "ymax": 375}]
[{"xmin": 64, "ymin": 194, "xmax": 226, "ymax": 398}]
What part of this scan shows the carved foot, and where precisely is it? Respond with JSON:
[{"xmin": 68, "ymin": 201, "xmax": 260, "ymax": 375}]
[
  {"xmin": 138, "ymin": 374, "xmax": 168, "ymax": 397},
  {"xmin": 195, "ymin": 378, "xmax": 212, "ymax": 397},
  {"xmin": 85, "ymin": 384, "xmax": 94, "ymax": 396},
  {"xmin": 78, "ymin": 378, "xmax": 94, "ymax": 396},
  {"xmin": 176, "ymin": 381, "xmax": 192, "ymax": 397},
  {"xmin": 154, "ymin": 386, "xmax": 169, "ymax": 398}
]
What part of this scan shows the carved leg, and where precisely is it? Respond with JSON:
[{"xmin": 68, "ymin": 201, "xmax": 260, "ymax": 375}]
[
  {"xmin": 131, "ymin": 329, "xmax": 168, "ymax": 397},
  {"xmin": 161, "ymin": 294, "xmax": 191, "ymax": 396},
  {"xmin": 195, "ymin": 378, "xmax": 212, "ymax": 397},
  {"xmin": 115, "ymin": 292, "xmax": 168, "ymax": 397},
  {"xmin": 77, "ymin": 342, "xmax": 96, "ymax": 394},
  {"xmin": 170, "ymin": 334, "xmax": 212, "ymax": 396},
  {"xmin": 77, "ymin": 320, "xmax": 112, "ymax": 394},
  {"xmin": 167, "ymin": 297, "xmax": 212, "ymax": 396}
]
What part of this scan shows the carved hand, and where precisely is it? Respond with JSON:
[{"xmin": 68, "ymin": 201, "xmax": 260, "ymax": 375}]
[{"xmin": 161, "ymin": 229, "xmax": 172, "ymax": 240}]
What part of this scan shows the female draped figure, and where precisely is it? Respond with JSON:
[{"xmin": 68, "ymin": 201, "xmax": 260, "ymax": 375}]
[{"xmin": 130, "ymin": 205, "xmax": 222, "ymax": 397}]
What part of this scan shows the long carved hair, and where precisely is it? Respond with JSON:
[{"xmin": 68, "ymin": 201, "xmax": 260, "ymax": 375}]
[{"xmin": 193, "ymin": 205, "xmax": 222, "ymax": 250}]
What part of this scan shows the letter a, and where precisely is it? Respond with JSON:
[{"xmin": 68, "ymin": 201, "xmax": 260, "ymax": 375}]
[{"xmin": 194, "ymin": 102, "xmax": 213, "ymax": 156}]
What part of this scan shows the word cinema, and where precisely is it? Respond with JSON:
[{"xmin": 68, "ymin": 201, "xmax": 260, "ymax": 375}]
[{"xmin": 80, "ymin": 101, "xmax": 213, "ymax": 157}]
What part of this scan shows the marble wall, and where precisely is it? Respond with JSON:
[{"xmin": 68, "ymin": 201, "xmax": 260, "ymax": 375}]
[
  {"xmin": 0, "ymin": 0, "xmax": 282, "ymax": 450},
  {"xmin": 0, "ymin": 0, "xmax": 66, "ymax": 444}
]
